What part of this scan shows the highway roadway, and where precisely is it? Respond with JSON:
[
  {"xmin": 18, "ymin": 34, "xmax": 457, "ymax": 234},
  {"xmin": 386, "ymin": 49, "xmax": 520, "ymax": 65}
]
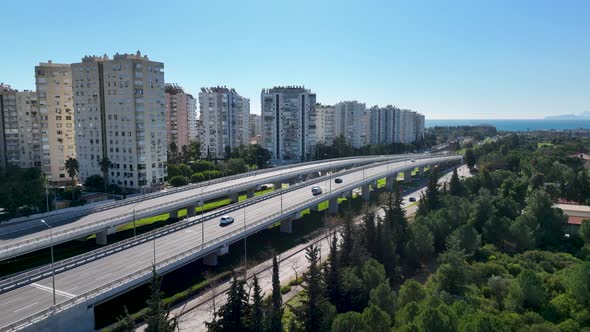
[
  {"xmin": 0, "ymin": 155, "xmax": 415, "ymax": 261},
  {"xmin": 0, "ymin": 155, "xmax": 460, "ymax": 331}
]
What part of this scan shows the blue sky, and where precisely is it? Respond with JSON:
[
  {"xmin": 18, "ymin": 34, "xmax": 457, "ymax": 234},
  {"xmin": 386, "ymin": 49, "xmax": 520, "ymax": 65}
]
[{"xmin": 1, "ymin": 0, "xmax": 588, "ymax": 119}]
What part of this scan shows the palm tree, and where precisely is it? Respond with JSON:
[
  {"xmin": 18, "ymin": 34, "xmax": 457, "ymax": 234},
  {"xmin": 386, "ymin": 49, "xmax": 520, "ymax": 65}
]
[
  {"xmin": 99, "ymin": 157, "xmax": 111, "ymax": 193},
  {"xmin": 65, "ymin": 157, "xmax": 79, "ymax": 200}
]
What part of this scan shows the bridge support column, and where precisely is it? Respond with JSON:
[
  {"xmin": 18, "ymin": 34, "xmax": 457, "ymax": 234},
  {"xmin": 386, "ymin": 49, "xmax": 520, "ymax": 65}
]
[
  {"xmin": 203, "ymin": 253, "xmax": 218, "ymax": 266},
  {"xmin": 246, "ymin": 188, "xmax": 255, "ymax": 199},
  {"xmin": 404, "ymin": 170, "xmax": 412, "ymax": 181},
  {"xmin": 170, "ymin": 210, "xmax": 179, "ymax": 219},
  {"xmin": 187, "ymin": 204, "xmax": 197, "ymax": 217},
  {"xmin": 230, "ymin": 192, "xmax": 239, "ymax": 203},
  {"xmin": 329, "ymin": 197, "xmax": 339, "ymax": 215},
  {"xmin": 96, "ymin": 230, "xmax": 108, "ymax": 245},
  {"xmin": 362, "ymin": 184, "xmax": 370, "ymax": 201},
  {"xmin": 310, "ymin": 204, "xmax": 319, "ymax": 212},
  {"xmin": 274, "ymin": 182, "xmax": 282, "ymax": 191},
  {"xmin": 419, "ymin": 166, "xmax": 425, "ymax": 177},
  {"xmin": 387, "ymin": 175, "xmax": 397, "ymax": 190},
  {"xmin": 280, "ymin": 218, "xmax": 293, "ymax": 233}
]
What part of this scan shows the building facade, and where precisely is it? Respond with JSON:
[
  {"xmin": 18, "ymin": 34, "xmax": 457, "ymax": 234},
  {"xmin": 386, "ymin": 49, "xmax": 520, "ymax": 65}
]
[
  {"xmin": 261, "ymin": 86, "xmax": 317, "ymax": 162},
  {"xmin": 249, "ymin": 114, "xmax": 262, "ymax": 139},
  {"xmin": 369, "ymin": 106, "xmax": 425, "ymax": 145},
  {"xmin": 165, "ymin": 84, "xmax": 197, "ymax": 151},
  {"xmin": 71, "ymin": 52, "xmax": 167, "ymax": 192},
  {"xmin": 334, "ymin": 101, "xmax": 369, "ymax": 148},
  {"xmin": 199, "ymin": 87, "xmax": 249, "ymax": 158},
  {"xmin": 315, "ymin": 104, "xmax": 335, "ymax": 145},
  {"xmin": 35, "ymin": 62, "xmax": 75, "ymax": 185},
  {"xmin": 0, "ymin": 85, "xmax": 42, "ymax": 169}
]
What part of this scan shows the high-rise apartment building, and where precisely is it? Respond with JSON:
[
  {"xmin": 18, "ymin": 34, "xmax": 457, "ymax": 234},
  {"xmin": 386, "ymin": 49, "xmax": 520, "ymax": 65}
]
[
  {"xmin": 35, "ymin": 62, "xmax": 75, "ymax": 185},
  {"xmin": 370, "ymin": 106, "xmax": 425, "ymax": 145},
  {"xmin": 199, "ymin": 87, "xmax": 250, "ymax": 158},
  {"xmin": 165, "ymin": 84, "xmax": 197, "ymax": 151},
  {"xmin": 261, "ymin": 86, "xmax": 317, "ymax": 162},
  {"xmin": 71, "ymin": 52, "xmax": 167, "ymax": 192},
  {"xmin": 334, "ymin": 101, "xmax": 369, "ymax": 148},
  {"xmin": 249, "ymin": 114, "xmax": 262, "ymax": 139},
  {"xmin": 315, "ymin": 104, "xmax": 335, "ymax": 145},
  {"xmin": 0, "ymin": 84, "xmax": 42, "ymax": 168}
]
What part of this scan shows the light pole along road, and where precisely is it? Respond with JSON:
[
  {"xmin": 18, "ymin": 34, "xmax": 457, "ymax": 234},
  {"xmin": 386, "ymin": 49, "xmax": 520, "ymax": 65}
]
[{"xmin": 0, "ymin": 155, "xmax": 460, "ymax": 331}]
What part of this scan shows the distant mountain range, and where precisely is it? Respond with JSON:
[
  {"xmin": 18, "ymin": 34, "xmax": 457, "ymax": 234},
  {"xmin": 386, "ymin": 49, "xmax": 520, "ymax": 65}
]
[{"xmin": 545, "ymin": 111, "xmax": 590, "ymax": 120}]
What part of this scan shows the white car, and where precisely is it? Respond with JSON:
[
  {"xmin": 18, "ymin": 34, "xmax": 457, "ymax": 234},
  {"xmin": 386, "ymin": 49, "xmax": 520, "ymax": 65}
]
[
  {"xmin": 311, "ymin": 186, "xmax": 322, "ymax": 196},
  {"xmin": 219, "ymin": 216, "xmax": 235, "ymax": 226}
]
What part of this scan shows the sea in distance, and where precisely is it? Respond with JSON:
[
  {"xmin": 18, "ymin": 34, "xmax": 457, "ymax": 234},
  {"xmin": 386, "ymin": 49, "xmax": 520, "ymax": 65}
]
[{"xmin": 426, "ymin": 119, "xmax": 590, "ymax": 132}]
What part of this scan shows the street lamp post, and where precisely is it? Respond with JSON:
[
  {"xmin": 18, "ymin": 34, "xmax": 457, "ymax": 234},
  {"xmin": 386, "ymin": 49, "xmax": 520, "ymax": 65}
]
[{"xmin": 40, "ymin": 220, "xmax": 56, "ymax": 307}]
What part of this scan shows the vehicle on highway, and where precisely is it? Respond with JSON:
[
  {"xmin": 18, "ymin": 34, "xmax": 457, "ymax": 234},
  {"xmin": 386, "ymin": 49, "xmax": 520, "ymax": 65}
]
[
  {"xmin": 335, "ymin": 178, "xmax": 343, "ymax": 184},
  {"xmin": 311, "ymin": 186, "xmax": 322, "ymax": 195},
  {"xmin": 219, "ymin": 216, "xmax": 235, "ymax": 226},
  {"xmin": 409, "ymin": 197, "xmax": 416, "ymax": 202},
  {"xmin": 411, "ymin": 159, "xmax": 416, "ymax": 162}
]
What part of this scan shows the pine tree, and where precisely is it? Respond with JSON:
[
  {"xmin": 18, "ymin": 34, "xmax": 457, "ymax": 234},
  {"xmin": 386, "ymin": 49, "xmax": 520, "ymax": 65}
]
[
  {"xmin": 361, "ymin": 209, "xmax": 377, "ymax": 258},
  {"xmin": 117, "ymin": 306, "xmax": 135, "ymax": 331},
  {"xmin": 326, "ymin": 232, "xmax": 341, "ymax": 307},
  {"xmin": 145, "ymin": 266, "xmax": 177, "ymax": 332},
  {"xmin": 246, "ymin": 275, "xmax": 265, "ymax": 332},
  {"xmin": 339, "ymin": 214, "xmax": 355, "ymax": 267},
  {"xmin": 297, "ymin": 245, "xmax": 325, "ymax": 332},
  {"xmin": 449, "ymin": 168, "xmax": 463, "ymax": 196},
  {"xmin": 425, "ymin": 167, "xmax": 440, "ymax": 211},
  {"xmin": 269, "ymin": 255, "xmax": 283, "ymax": 332},
  {"xmin": 206, "ymin": 275, "xmax": 249, "ymax": 331}
]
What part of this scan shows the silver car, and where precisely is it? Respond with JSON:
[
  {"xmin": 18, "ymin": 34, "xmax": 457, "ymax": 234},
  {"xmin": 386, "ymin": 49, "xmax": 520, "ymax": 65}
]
[{"xmin": 219, "ymin": 216, "xmax": 235, "ymax": 226}]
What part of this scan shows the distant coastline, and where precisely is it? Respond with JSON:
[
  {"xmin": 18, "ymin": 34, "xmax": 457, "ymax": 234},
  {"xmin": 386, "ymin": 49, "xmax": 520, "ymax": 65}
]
[{"xmin": 426, "ymin": 119, "xmax": 590, "ymax": 132}]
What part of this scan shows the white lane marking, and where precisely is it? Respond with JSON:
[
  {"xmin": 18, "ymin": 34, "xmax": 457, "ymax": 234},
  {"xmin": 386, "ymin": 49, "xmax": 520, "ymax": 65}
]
[
  {"xmin": 30, "ymin": 283, "xmax": 75, "ymax": 298},
  {"xmin": 96, "ymin": 272, "xmax": 113, "ymax": 280},
  {"xmin": 14, "ymin": 302, "xmax": 39, "ymax": 313},
  {"xmin": 0, "ymin": 297, "xmax": 22, "ymax": 308}
]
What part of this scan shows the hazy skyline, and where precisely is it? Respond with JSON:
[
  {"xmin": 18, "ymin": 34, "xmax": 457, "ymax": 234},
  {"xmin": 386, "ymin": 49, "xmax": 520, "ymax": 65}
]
[{"xmin": 0, "ymin": 0, "xmax": 588, "ymax": 119}]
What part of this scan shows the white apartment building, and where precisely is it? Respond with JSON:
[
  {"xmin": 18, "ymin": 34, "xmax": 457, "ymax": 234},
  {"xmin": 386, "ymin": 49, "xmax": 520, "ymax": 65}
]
[
  {"xmin": 187, "ymin": 94, "xmax": 198, "ymax": 142},
  {"xmin": 370, "ymin": 105, "xmax": 425, "ymax": 145},
  {"xmin": 261, "ymin": 86, "xmax": 317, "ymax": 162},
  {"xmin": 72, "ymin": 52, "xmax": 167, "ymax": 192},
  {"xmin": 199, "ymin": 87, "xmax": 250, "ymax": 158},
  {"xmin": 249, "ymin": 114, "xmax": 262, "ymax": 139},
  {"xmin": 334, "ymin": 101, "xmax": 369, "ymax": 148},
  {"xmin": 0, "ymin": 85, "xmax": 42, "ymax": 168},
  {"xmin": 315, "ymin": 104, "xmax": 335, "ymax": 145},
  {"xmin": 35, "ymin": 62, "xmax": 75, "ymax": 185}
]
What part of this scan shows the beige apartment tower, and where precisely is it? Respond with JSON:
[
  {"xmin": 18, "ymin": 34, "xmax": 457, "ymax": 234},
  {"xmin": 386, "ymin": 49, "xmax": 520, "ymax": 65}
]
[
  {"xmin": 72, "ymin": 52, "xmax": 167, "ymax": 192},
  {"xmin": 35, "ymin": 62, "xmax": 75, "ymax": 185}
]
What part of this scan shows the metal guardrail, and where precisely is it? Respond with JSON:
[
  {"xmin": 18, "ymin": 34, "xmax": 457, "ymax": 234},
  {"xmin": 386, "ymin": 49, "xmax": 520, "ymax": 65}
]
[
  {"xmin": 0, "ymin": 157, "xmax": 402, "ymax": 293},
  {"xmin": 1, "ymin": 154, "xmax": 461, "ymax": 332},
  {"xmin": 0, "ymin": 155, "xmax": 423, "ymax": 258}
]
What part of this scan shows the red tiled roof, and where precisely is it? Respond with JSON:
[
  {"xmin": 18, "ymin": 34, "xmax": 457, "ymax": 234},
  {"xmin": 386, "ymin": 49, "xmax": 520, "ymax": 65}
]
[{"xmin": 568, "ymin": 216, "xmax": 586, "ymax": 225}]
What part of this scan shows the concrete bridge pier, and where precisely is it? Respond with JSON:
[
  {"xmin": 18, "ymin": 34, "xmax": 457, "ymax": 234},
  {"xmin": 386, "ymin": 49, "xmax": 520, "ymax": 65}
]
[
  {"xmin": 203, "ymin": 244, "xmax": 230, "ymax": 266},
  {"xmin": 187, "ymin": 204, "xmax": 197, "ymax": 217},
  {"xmin": 404, "ymin": 170, "xmax": 412, "ymax": 181},
  {"xmin": 230, "ymin": 192, "xmax": 240, "ymax": 203},
  {"xmin": 310, "ymin": 204, "xmax": 319, "ymax": 212},
  {"xmin": 362, "ymin": 184, "xmax": 370, "ymax": 201},
  {"xmin": 419, "ymin": 166, "xmax": 425, "ymax": 177},
  {"xmin": 280, "ymin": 218, "xmax": 293, "ymax": 233},
  {"xmin": 246, "ymin": 188, "xmax": 255, "ymax": 199},
  {"xmin": 170, "ymin": 209, "xmax": 179, "ymax": 219},
  {"xmin": 387, "ymin": 175, "xmax": 397, "ymax": 190},
  {"xmin": 96, "ymin": 226, "xmax": 117, "ymax": 245},
  {"xmin": 274, "ymin": 182, "xmax": 282, "ymax": 191},
  {"xmin": 329, "ymin": 197, "xmax": 339, "ymax": 215}
]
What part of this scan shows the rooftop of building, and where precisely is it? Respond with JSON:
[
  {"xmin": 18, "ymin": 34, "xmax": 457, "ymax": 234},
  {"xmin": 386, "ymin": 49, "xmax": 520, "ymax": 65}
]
[
  {"xmin": 200, "ymin": 86, "xmax": 239, "ymax": 95},
  {"xmin": 165, "ymin": 84, "xmax": 186, "ymax": 95},
  {"xmin": 262, "ymin": 86, "xmax": 312, "ymax": 94},
  {"xmin": 36, "ymin": 60, "xmax": 71, "ymax": 68},
  {"xmin": 80, "ymin": 51, "xmax": 154, "ymax": 63}
]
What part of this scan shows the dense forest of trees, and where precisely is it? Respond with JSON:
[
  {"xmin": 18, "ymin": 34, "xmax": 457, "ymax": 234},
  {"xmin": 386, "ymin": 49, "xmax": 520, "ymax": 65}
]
[{"xmin": 202, "ymin": 134, "xmax": 590, "ymax": 331}]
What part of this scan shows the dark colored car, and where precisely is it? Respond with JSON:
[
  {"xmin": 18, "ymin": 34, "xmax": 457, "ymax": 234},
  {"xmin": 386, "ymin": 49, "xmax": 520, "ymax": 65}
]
[
  {"xmin": 409, "ymin": 197, "xmax": 416, "ymax": 202},
  {"xmin": 335, "ymin": 178, "xmax": 343, "ymax": 184}
]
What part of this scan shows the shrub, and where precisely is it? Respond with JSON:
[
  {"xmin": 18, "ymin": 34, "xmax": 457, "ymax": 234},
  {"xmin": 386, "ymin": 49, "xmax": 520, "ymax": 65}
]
[{"xmin": 169, "ymin": 175, "xmax": 189, "ymax": 187}]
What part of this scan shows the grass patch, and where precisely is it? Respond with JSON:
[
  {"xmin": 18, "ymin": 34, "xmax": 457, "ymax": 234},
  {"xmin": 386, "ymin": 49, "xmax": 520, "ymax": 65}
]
[
  {"xmin": 537, "ymin": 142, "xmax": 554, "ymax": 149},
  {"xmin": 283, "ymin": 290, "xmax": 306, "ymax": 326}
]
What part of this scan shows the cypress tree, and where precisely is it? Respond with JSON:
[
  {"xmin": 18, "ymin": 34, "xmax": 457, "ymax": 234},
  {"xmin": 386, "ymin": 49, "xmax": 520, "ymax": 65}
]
[
  {"xmin": 246, "ymin": 275, "xmax": 265, "ymax": 332},
  {"xmin": 206, "ymin": 275, "xmax": 249, "ymax": 331},
  {"xmin": 449, "ymin": 168, "xmax": 463, "ymax": 196},
  {"xmin": 145, "ymin": 266, "xmax": 177, "ymax": 332},
  {"xmin": 298, "ymin": 245, "xmax": 325, "ymax": 332},
  {"xmin": 326, "ymin": 232, "xmax": 341, "ymax": 307},
  {"xmin": 269, "ymin": 255, "xmax": 283, "ymax": 332},
  {"xmin": 339, "ymin": 214, "xmax": 355, "ymax": 267}
]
